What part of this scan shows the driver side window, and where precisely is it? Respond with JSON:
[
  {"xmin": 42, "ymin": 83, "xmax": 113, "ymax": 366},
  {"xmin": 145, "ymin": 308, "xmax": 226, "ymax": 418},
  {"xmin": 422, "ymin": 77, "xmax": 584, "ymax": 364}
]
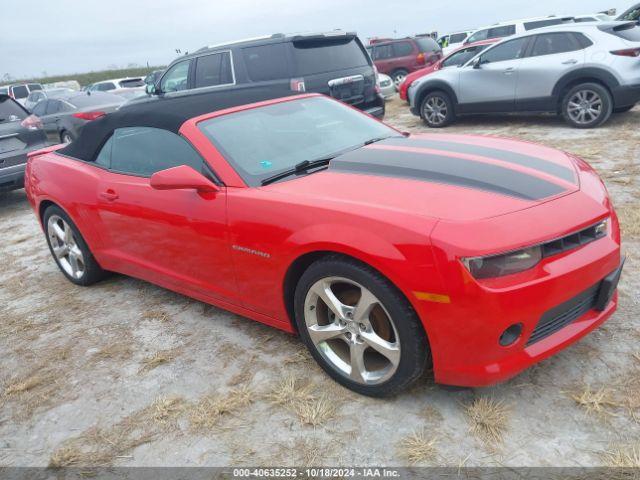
[
  {"xmin": 160, "ymin": 60, "xmax": 191, "ymax": 93},
  {"xmin": 93, "ymin": 127, "xmax": 204, "ymax": 177},
  {"xmin": 480, "ymin": 38, "xmax": 528, "ymax": 64}
]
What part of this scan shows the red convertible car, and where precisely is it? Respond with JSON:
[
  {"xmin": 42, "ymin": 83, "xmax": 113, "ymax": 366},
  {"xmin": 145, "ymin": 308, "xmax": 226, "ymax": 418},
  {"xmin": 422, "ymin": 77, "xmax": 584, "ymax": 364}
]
[{"xmin": 25, "ymin": 90, "xmax": 623, "ymax": 397}]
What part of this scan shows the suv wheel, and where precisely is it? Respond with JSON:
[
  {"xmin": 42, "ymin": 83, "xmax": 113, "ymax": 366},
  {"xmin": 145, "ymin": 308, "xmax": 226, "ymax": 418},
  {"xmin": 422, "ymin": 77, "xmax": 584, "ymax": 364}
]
[
  {"xmin": 294, "ymin": 256, "xmax": 430, "ymax": 397},
  {"xmin": 420, "ymin": 91, "xmax": 455, "ymax": 128},
  {"xmin": 562, "ymin": 83, "xmax": 612, "ymax": 129},
  {"xmin": 391, "ymin": 69, "xmax": 409, "ymax": 86}
]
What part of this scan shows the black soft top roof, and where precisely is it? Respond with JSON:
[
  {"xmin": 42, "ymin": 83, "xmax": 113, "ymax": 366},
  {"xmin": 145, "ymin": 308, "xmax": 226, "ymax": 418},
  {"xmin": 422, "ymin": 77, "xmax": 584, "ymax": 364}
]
[{"xmin": 59, "ymin": 87, "xmax": 299, "ymax": 162}]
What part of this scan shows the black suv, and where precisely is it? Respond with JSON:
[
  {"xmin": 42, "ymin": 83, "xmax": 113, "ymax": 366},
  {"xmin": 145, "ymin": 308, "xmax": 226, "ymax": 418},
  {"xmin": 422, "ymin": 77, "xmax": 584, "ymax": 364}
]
[
  {"xmin": 146, "ymin": 32, "xmax": 385, "ymax": 118},
  {"xmin": 0, "ymin": 95, "xmax": 47, "ymax": 193}
]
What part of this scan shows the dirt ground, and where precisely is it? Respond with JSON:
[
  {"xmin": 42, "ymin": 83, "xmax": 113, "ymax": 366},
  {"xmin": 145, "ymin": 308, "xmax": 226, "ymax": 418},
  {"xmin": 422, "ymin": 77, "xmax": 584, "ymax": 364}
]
[{"xmin": 1, "ymin": 97, "xmax": 639, "ymax": 468}]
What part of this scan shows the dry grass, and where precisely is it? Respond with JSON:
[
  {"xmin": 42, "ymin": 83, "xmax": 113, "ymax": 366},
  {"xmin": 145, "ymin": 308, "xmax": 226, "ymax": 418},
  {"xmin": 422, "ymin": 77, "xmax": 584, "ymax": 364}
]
[
  {"xmin": 397, "ymin": 430, "xmax": 438, "ymax": 465},
  {"xmin": 93, "ymin": 342, "xmax": 133, "ymax": 361},
  {"xmin": 294, "ymin": 394, "xmax": 336, "ymax": 427},
  {"xmin": 464, "ymin": 397, "xmax": 511, "ymax": 445},
  {"xmin": 4, "ymin": 374, "xmax": 45, "ymax": 396},
  {"xmin": 618, "ymin": 205, "xmax": 640, "ymax": 238},
  {"xmin": 138, "ymin": 349, "xmax": 178, "ymax": 373},
  {"xmin": 420, "ymin": 405, "xmax": 443, "ymax": 423},
  {"xmin": 600, "ymin": 444, "xmax": 640, "ymax": 467},
  {"xmin": 265, "ymin": 375, "xmax": 315, "ymax": 407},
  {"xmin": 141, "ymin": 310, "xmax": 171, "ymax": 323},
  {"xmin": 148, "ymin": 395, "xmax": 187, "ymax": 425},
  {"xmin": 571, "ymin": 386, "xmax": 617, "ymax": 418},
  {"xmin": 189, "ymin": 385, "xmax": 253, "ymax": 432}
]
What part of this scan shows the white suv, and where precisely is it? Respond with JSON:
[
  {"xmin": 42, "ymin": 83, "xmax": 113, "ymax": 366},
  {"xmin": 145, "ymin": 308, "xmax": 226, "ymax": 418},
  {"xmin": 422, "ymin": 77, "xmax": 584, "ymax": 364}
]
[
  {"xmin": 437, "ymin": 31, "xmax": 473, "ymax": 55},
  {"xmin": 465, "ymin": 16, "xmax": 574, "ymax": 45},
  {"xmin": 408, "ymin": 22, "xmax": 640, "ymax": 128}
]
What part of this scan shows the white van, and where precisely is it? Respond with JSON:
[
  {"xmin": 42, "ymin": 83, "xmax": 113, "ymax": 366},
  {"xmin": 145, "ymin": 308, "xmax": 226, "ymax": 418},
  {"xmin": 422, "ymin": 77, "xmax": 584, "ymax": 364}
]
[{"xmin": 465, "ymin": 16, "xmax": 574, "ymax": 45}]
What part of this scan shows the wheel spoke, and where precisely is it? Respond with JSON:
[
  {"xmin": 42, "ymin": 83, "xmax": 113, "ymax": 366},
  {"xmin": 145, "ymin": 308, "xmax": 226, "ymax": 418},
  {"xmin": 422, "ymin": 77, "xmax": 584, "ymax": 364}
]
[
  {"xmin": 311, "ymin": 280, "xmax": 349, "ymax": 318},
  {"xmin": 69, "ymin": 253, "xmax": 81, "ymax": 277},
  {"xmin": 352, "ymin": 289, "xmax": 378, "ymax": 325},
  {"xmin": 361, "ymin": 331, "xmax": 400, "ymax": 366},
  {"xmin": 307, "ymin": 323, "xmax": 346, "ymax": 345},
  {"xmin": 52, "ymin": 223, "xmax": 65, "ymax": 242},
  {"xmin": 349, "ymin": 342, "xmax": 367, "ymax": 382},
  {"xmin": 52, "ymin": 244, "xmax": 68, "ymax": 259}
]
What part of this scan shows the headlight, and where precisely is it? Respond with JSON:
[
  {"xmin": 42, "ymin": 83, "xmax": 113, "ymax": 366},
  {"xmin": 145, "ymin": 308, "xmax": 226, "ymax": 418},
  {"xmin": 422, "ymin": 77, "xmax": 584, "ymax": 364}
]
[{"xmin": 462, "ymin": 246, "xmax": 542, "ymax": 279}]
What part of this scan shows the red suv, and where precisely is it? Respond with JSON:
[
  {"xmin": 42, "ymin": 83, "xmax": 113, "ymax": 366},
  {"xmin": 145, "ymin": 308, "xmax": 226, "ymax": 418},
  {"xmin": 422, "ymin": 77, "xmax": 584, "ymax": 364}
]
[{"xmin": 367, "ymin": 37, "xmax": 442, "ymax": 86}]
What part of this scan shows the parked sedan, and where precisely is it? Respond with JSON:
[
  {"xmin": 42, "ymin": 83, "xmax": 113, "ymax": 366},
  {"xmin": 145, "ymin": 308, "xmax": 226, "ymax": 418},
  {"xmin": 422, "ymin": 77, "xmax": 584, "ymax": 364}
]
[
  {"xmin": 31, "ymin": 91, "xmax": 124, "ymax": 144},
  {"xmin": 399, "ymin": 39, "xmax": 498, "ymax": 101},
  {"xmin": 0, "ymin": 95, "xmax": 47, "ymax": 192},
  {"xmin": 26, "ymin": 90, "xmax": 622, "ymax": 396}
]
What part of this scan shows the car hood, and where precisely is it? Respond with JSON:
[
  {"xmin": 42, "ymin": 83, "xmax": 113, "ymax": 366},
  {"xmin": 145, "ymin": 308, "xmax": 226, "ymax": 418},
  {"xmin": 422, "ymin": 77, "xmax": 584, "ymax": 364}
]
[{"xmin": 264, "ymin": 133, "xmax": 581, "ymax": 222}]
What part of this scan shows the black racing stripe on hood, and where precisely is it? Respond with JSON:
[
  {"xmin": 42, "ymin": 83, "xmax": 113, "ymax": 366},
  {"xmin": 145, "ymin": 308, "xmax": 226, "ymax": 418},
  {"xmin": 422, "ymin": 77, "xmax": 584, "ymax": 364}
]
[
  {"xmin": 329, "ymin": 148, "xmax": 567, "ymax": 201},
  {"xmin": 382, "ymin": 137, "xmax": 576, "ymax": 183}
]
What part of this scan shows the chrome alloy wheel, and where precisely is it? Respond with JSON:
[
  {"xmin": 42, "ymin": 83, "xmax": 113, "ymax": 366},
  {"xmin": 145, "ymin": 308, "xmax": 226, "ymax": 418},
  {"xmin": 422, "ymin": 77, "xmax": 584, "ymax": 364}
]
[
  {"xmin": 567, "ymin": 89, "xmax": 603, "ymax": 125},
  {"xmin": 47, "ymin": 215, "xmax": 85, "ymax": 279},
  {"xmin": 393, "ymin": 73, "xmax": 407, "ymax": 86},
  {"xmin": 422, "ymin": 96, "xmax": 448, "ymax": 125},
  {"xmin": 303, "ymin": 277, "xmax": 400, "ymax": 385}
]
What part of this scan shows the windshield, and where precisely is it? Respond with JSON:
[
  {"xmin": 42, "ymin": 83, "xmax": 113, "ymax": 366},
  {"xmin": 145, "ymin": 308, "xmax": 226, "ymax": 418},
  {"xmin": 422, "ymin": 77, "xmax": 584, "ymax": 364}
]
[{"xmin": 198, "ymin": 96, "xmax": 397, "ymax": 186}]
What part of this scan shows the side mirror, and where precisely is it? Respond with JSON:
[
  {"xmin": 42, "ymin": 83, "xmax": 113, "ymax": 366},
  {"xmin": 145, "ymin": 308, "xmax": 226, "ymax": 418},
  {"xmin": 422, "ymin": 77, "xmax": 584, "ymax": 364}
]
[
  {"xmin": 150, "ymin": 165, "xmax": 220, "ymax": 193},
  {"xmin": 145, "ymin": 83, "xmax": 157, "ymax": 95},
  {"xmin": 472, "ymin": 57, "xmax": 482, "ymax": 69}
]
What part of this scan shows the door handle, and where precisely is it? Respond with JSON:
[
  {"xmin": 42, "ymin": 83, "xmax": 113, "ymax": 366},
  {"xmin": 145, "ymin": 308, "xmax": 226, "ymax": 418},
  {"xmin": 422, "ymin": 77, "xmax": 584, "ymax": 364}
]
[
  {"xmin": 503, "ymin": 67, "xmax": 515, "ymax": 75},
  {"xmin": 99, "ymin": 190, "xmax": 119, "ymax": 201},
  {"xmin": 562, "ymin": 59, "xmax": 578, "ymax": 65}
]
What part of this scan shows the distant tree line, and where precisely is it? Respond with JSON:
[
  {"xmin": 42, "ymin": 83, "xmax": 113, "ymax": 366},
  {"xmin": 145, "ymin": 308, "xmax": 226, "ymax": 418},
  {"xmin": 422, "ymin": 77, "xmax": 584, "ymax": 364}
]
[{"xmin": 3, "ymin": 66, "xmax": 165, "ymax": 87}]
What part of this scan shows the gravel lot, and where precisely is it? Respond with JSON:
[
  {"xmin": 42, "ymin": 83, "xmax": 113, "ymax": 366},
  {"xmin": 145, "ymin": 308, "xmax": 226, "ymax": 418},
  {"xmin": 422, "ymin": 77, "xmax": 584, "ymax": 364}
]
[{"xmin": 1, "ymin": 97, "xmax": 639, "ymax": 468}]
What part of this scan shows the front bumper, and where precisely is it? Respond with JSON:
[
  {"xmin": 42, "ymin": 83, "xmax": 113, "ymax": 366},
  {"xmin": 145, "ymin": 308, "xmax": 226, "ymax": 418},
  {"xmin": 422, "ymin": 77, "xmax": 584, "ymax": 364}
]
[{"xmin": 612, "ymin": 83, "xmax": 640, "ymax": 108}]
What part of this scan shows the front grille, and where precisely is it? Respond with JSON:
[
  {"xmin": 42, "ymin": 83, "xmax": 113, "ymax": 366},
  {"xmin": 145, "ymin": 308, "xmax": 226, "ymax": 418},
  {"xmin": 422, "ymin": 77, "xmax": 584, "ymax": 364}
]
[
  {"xmin": 541, "ymin": 222, "xmax": 606, "ymax": 258},
  {"xmin": 526, "ymin": 282, "xmax": 600, "ymax": 346}
]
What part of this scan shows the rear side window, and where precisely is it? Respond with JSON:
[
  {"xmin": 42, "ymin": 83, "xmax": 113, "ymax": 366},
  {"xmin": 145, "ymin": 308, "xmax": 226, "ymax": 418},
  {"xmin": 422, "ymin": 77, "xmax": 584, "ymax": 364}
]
[
  {"xmin": 106, "ymin": 127, "xmax": 204, "ymax": 176},
  {"xmin": 28, "ymin": 84, "xmax": 43, "ymax": 91},
  {"xmin": 604, "ymin": 23, "xmax": 640, "ymax": 41},
  {"xmin": 524, "ymin": 18, "xmax": 565, "ymax": 31},
  {"xmin": 575, "ymin": 17, "xmax": 596, "ymax": 22},
  {"xmin": 243, "ymin": 44, "xmax": 289, "ymax": 81},
  {"xmin": 620, "ymin": 7, "xmax": 640, "ymax": 21},
  {"xmin": 487, "ymin": 25, "xmax": 516, "ymax": 39},
  {"xmin": 0, "ymin": 96, "xmax": 28, "ymax": 122},
  {"xmin": 393, "ymin": 41, "xmax": 414, "ymax": 57},
  {"xmin": 372, "ymin": 44, "xmax": 394, "ymax": 60},
  {"xmin": 530, "ymin": 33, "xmax": 583, "ymax": 57},
  {"xmin": 46, "ymin": 100, "xmax": 63, "ymax": 114},
  {"xmin": 481, "ymin": 37, "xmax": 528, "ymax": 63},
  {"xmin": 415, "ymin": 37, "xmax": 440, "ymax": 53},
  {"xmin": 292, "ymin": 37, "xmax": 369, "ymax": 75},
  {"xmin": 194, "ymin": 52, "xmax": 234, "ymax": 88},
  {"xmin": 11, "ymin": 85, "xmax": 29, "ymax": 99}
]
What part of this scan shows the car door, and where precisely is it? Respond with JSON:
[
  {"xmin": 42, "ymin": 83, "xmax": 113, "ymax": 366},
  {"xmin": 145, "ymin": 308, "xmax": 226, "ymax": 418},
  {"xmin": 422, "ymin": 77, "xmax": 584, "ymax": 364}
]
[
  {"xmin": 93, "ymin": 126, "xmax": 238, "ymax": 303},
  {"xmin": 515, "ymin": 32, "xmax": 587, "ymax": 110},
  {"xmin": 372, "ymin": 44, "xmax": 394, "ymax": 74},
  {"xmin": 38, "ymin": 100, "xmax": 62, "ymax": 143},
  {"xmin": 159, "ymin": 59, "xmax": 192, "ymax": 95},
  {"xmin": 456, "ymin": 36, "xmax": 530, "ymax": 111}
]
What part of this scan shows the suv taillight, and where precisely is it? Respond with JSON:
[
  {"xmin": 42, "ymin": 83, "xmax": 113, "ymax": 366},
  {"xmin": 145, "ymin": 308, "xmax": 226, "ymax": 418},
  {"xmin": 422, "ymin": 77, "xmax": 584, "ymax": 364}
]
[
  {"xmin": 417, "ymin": 52, "xmax": 426, "ymax": 65},
  {"xmin": 290, "ymin": 78, "xmax": 306, "ymax": 92},
  {"xmin": 610, "ymin": 48, "xmax": 640, "ymax": 57},
  {"xmin": 21, "ymin": 115, "xmax": 42, "ymax": 130}
]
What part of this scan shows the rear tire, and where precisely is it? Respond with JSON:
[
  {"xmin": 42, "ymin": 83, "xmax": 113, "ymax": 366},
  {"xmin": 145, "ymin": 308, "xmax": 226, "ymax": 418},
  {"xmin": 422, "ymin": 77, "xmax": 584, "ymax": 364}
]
[
  {"xmin": 562, "ymin": 82, "xmax": 612, "ymax": 129},
  {"xmin": 43, "ymin": 205, "xmax": 109, "ymax": 286},
  {"xmin": 294, "ymin": 255, "xmax": 430, "ymax": 397},
  {"xmin": 391, "ymin": 69, "xmax": 409, "ymax": 87},
  {"xmin": 420, "ymin": 91, "xmax": 455, "ymax": 128},
  {"xmin": 61, "ymin": 131, "xmax": 74, "ymax": 144}
]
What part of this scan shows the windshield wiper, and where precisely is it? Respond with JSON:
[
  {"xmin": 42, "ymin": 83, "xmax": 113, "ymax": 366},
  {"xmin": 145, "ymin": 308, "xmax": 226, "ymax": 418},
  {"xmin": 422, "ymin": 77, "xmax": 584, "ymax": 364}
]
[{"xmin": 260, "ymin": 157, "xmax": 333, "ymax": 186}]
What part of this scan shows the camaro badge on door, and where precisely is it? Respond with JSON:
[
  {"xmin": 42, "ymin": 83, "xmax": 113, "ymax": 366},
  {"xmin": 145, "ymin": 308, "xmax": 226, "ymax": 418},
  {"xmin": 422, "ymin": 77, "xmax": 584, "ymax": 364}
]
[{"xmin": 232, "ymin": 245, "xmax": 271, "ymax": 258}]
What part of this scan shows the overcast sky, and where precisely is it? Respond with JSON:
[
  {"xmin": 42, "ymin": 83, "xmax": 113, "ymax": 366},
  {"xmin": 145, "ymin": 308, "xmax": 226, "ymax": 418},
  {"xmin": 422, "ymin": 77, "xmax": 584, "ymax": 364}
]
[{"xmin": 2, "ymin": 0, "xmax": 632, "ymax": 79}]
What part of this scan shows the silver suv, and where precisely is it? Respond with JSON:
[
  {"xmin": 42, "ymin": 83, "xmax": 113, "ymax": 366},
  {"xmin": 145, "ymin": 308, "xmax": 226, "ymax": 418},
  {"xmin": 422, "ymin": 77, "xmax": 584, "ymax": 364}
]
[{"xmin": 408, "ymin": 22, "xmax": 640, "ymax": 128}]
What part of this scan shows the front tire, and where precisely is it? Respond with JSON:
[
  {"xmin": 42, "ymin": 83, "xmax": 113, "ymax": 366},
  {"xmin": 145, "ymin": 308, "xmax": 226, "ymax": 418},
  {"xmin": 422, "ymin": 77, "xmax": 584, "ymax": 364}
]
[
  {"xmin": 420, "ymin": 91, "xmax": 455, "ymax": 128},
  {"xmin": 562, "ymin": 83, "xmax": 612, "ymax": 129},
  {"xmin": 43, "ymin": 205, "xmax": 108, "ymax": 286},
  {"xmin": 294, "ymin": 256, "xmax": 430, "ymax": 397}
]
